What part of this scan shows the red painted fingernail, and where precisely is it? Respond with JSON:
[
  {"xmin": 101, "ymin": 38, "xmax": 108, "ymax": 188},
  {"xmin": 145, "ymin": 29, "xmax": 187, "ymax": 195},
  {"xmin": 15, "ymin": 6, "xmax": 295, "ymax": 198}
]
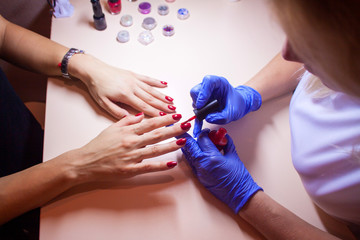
[
  {"xmin": 176, "ymin": 138, "xmax": 186, "ymax": 145},
  {"xmin": 161, "ymin": 81, "xmax": 168, "ymax": 85},
  {"xmin": 135, "ymin": 112, "xmax": 143, "ymax": 116},
  {"xmin": 165, "ymin": 96, "xmax": 173, "ymax": 102},
  {"xmin": 181, "ymin": 122, "xmax": 191, "ymax": 130},
  {"xmin": 172, "ymin": 114, "xmax": 182, "ymax": 120},
  {"xmin": 168, "ymin": 105, "xmax": 176, "ymax": 111},
  {"xmin": 159, "ymin": 111, "xmax": 167, "ymax": 116},
  {"xmin": 167, "ymin": 161, "xmax": 177, "ymax": 168}
]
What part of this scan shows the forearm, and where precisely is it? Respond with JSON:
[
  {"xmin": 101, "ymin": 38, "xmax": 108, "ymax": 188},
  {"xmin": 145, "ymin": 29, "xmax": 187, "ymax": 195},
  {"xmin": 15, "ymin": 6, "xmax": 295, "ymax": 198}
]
[
  {"xmin": 0, "ymin": 150, "xmax": 82, "ymax": 225},
  {"xmin": 245, "ymin": 53, "xmax": 304, "ymax": 103},
  {"xmin": 0, "ymin": 15, "xmax": 68, "ymax": 77},
  {"xmin": 238, "ymin": 191, "xmax": 341, "ymax": 240}
]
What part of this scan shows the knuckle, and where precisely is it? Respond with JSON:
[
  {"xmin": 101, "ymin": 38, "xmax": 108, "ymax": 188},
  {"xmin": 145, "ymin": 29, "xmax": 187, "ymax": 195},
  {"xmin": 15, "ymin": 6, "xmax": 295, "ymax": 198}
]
[
  {"xmin": 151, "ymin": 131, "xmax": 163, "ymax": 142},
  {"xmin": 150, "ymin": 145, "xmax": 160, "ymax": 156}
]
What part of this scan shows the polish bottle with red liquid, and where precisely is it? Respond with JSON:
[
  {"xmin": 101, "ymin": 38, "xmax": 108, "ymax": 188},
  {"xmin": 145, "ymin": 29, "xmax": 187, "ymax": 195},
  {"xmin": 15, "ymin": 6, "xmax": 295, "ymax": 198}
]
[
  {"xmin": 108, "ymin": 0, "xmax": 121, "ymax": 15},
  {"xmin": 208, "ymin": 127, "xmax": 228, "ymax": 151}
]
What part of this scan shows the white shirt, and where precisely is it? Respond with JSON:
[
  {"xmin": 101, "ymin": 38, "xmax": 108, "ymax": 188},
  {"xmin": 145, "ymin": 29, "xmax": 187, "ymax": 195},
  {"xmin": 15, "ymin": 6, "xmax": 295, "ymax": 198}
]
[{"xmin": 289, "ymin": 71, "xmax": 360, "ymax": 225}]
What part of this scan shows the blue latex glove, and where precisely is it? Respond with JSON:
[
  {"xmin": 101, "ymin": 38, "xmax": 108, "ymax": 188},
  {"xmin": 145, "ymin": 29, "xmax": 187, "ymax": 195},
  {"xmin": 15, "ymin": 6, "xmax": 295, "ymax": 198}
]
[
  {"xmin": 190, "ymin": 75, "xmax": 262, "ymax": 137},
  {"xmin": 179, "ymin": 129, "xmax": 263, "ymax": 214}
]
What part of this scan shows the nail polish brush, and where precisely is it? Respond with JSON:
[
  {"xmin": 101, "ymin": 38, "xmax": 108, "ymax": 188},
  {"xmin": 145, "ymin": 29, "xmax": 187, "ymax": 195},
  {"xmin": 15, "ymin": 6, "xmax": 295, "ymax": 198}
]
[
  {"xmin": 182, "ymin": 99, "xmax": 220, "ymax": 124},
  {"xmin": 181, "ymin": 99, "xmax": 228, "ymax": 150}
]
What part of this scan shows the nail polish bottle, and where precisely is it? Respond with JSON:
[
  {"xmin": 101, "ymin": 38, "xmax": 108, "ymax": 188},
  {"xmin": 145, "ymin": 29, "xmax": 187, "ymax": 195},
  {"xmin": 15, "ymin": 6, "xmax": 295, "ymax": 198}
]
[
  {"xmin": 208, "ymin": 127, "xmax": 228, "ymax": 151},
  {"xmin": 108, "ymin": 0, "xmax": 121, "ymax": 15},
  {"xmin": 91, "ymin": 0, "xmax": 107, "ymax": 30}
]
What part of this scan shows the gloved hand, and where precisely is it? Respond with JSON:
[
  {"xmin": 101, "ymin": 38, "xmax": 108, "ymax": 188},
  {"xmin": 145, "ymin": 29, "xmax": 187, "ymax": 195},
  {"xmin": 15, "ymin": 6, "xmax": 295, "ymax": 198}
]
[
  {"xmin": 179, "ymin": 129, "xmax": 263, "ymax": 214},
  {"xmin": 190, "ymin": 75, "xmax": 262, "ymax": 137}
]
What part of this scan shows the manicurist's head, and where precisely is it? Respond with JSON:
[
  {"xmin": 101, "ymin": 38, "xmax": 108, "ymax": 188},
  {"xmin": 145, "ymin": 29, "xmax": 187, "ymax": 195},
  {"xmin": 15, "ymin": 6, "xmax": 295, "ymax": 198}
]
[{"xmin": 270, "ymin": 0, "xmax": 360, "ymax": 96}]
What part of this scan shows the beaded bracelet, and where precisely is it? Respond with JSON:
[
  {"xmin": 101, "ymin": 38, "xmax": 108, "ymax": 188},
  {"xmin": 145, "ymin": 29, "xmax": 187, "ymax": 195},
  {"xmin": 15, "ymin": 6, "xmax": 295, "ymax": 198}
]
[{"xmin": 58, "ymin": 48, "xmax": 85, "ymax": 79}]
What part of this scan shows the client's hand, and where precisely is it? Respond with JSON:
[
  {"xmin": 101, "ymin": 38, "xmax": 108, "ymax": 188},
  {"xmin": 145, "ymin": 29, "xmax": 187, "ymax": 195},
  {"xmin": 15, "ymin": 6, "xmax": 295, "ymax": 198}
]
[
  {"xmin": 72, "ymin": 113, "xmax": 190, "ymax": 183},
  {"xmin": 72, "ymin": 55, "xmax": 176, "ymax": 119},
  {"xmin": 180, "ymin": 129, "xmax": 262, "ymax": 213},
  {"xmin": 190, "ymin": 75, "xmax": 262, "ymax": 137}
]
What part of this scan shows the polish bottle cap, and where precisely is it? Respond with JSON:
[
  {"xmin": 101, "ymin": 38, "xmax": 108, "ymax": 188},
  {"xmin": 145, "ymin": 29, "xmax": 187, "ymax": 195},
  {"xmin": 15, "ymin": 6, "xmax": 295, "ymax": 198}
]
[
  {"xmin": 142, "ymin": 17, "xmax": 157, "ymax": 30},
  {"xmin": 177, "ymin": 8, "xmax": 189, "ymax": 20},
  {"xmin": 117, "ymin": 30, "xmax": 130, "ymax": 43},
  {"xmin": 208, "ymin": 128, "xmax": 228, "ymax": 151},
  {"xmin": 138, "ymin": 30, "xmax": 154, "ymax": 45},
  {"xmin": 138, "ymin": 2, "xmax": 151, "ymax": 14},
  {"xmin": 120, "ymin": 14, "xmax": 133, "ymax": 27},
  {"xmin": 162, "ymin": 25, "xmax": 175, "ymax": 37},
  {"xmin": 193, "ymin": 99, "xmax": 220, "ymax": 121},
  {"xmin": 158, "ymin": 4, "xmax": 169, "ymax": 15}
]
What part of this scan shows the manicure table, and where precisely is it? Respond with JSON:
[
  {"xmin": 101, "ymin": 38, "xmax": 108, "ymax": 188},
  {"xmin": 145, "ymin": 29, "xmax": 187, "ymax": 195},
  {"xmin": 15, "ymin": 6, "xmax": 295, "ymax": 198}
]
[{"xmin": 41, "ymin": 0, "xmax": 353, "ymax": 239}]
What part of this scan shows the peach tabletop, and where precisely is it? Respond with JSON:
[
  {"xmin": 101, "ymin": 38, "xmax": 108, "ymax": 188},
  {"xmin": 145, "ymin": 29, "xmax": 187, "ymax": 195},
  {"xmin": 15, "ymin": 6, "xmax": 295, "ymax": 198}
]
[{"xmin": 41, "ymin": 0, "xmax": 353, "ymax": 239}]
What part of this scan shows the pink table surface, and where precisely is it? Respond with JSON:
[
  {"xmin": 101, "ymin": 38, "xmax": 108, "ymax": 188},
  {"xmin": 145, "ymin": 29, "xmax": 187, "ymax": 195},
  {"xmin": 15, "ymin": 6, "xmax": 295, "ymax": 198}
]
[{"xmin": 41, "ymin": 0, "xmax": 354, "ymax": 239}]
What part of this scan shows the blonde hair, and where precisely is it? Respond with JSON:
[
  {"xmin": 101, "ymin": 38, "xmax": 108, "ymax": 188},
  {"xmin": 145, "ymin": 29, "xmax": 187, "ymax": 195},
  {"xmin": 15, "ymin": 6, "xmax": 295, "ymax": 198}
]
[
  {"xmin": 304, "ymin": 73, "xmax": 333, "ymax": 98},
  {"xmin": 269, "ymin": 0, "xmax": 360, "ymax": 97}
]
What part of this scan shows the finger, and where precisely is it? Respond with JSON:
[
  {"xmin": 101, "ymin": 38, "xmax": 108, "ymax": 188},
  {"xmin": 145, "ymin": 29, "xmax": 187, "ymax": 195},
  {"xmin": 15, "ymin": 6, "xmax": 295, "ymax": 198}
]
[
  {"xmin": 197, "ymin": 129, "xmax": 222, "ymax": 154},
  {"xmin": 196, "ymin": 75, "xmax": 218, "ymax": 109},
  {"xmin": 134, "ymin": 114, "xmax": 183, "ymax": 135},
  {"xmin": 132, "ymin": 160, "xmax": 177, "ymax": 176},
  {"xmin": 102, "ymin": 97, "xmax": 130, "ymax": 119},
  {"xmin": 140, "ymin": 121, "xmax": 191, "ymax": 147},
  {"xmin": 113, "ymin": 115, "xmax": 144, "ymax": 130},
  {"xmin": 223, "ymin": 134, "xmax": 237, "ymax": 156},
  {"xmin": 193, "ymin": 118, "xmax": 203, "ymax": 138},
  {"xmin": 137, "ymin": 80, "xmax": 174, "ymax": 104},
  {"xmin": 190, "ymin": 83, "xmax": 202, "ymax": 108},
  {"xmin": 205, "ymin": 112, "xmax": 229, "ymax": 125},
  {"xmin": 122, "ymin": 93, "xmax": 164, "ymax": 117},
  {"xmin": 131, "ymin": 138, "xmax": 186, "ymax": 161},
  {"xmin": 134, "ymin": 86, "xmax": 176, "ymax": 114},
  {"xmin": 180, "ymin": 133, "xmax": 201, "ymax": 167},
  {"xmin": 134, "ymin": 73, "xmax": 168, "ymax": 88}
]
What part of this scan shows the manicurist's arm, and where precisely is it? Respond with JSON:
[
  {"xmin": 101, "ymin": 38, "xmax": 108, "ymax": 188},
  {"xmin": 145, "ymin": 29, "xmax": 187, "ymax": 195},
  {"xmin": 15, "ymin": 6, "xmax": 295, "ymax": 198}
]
[
  {"xmin": 189, "ymin": 52, "xmax": 304, "ymax": 136},
  {"xmin": 0, "ymin": 114, "xmax": 191, "ymax": 225},
  {"xmin": 239, "ymin": 191, "xmax": 341, "ymax": 240},
  {"xmin": 245, "ymin": 52, "xmax": 304, "ymax": 103},
  {"xmin": 0, "ymin": 15, "xmax": 175, "ymax": 118},
  {"xmin": 180, "ymin": 131, "xmax": 344, "ymax": 240}
]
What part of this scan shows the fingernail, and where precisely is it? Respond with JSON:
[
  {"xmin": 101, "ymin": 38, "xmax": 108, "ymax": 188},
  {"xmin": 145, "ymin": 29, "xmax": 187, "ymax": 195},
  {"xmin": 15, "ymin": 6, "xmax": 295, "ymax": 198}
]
[
  {"xmin": 176, "ymin": 138, "xmax": 186, "ymax": 145},
  {"xmin": 172, "ymin": 114, "xmax": 182, "ymax": 120},
  {"xmin": 167, "ymin": 161, "xmax": 177, "ymax": 168},
  {"xmin": 165, "ymin": 96, "xmax": 173, "ymax": 102},
  {"xmin": 159, "ymin": 111, "xmax": 167, "ymax": 116},
  {"xmin": 168, "ymin": 105, "xmax": 176, "ymax": 111},
  {"xmin": 135, "ymin": 112, "xmax": 143, "ymax": 116},
  {"xmin": 181, "ymin": 122, "xmax": 191, "ymax": 130},
  {"xmin": 161, "ymin": 81, "xmax": 168, "ymax": 85}
]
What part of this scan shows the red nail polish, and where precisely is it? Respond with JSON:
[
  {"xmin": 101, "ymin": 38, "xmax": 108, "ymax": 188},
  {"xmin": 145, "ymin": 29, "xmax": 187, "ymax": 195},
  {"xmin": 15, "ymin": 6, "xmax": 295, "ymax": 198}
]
[
  {"xmin": 181, "ymin": 122, "xmax": 191, "ymax": 130},
  {"xmin": 167, "ymin": 161, "xmax": 177, "ymax": 168},
  {"xmin": 172, "ymin": 114, "xmax": 182, "ymax": 120},
  {"xmin": 108, "ymin": 0, "xmax": 121, "ymax": 15},
  {"xmin": 208, "ymin": 127, "xmax": 228, "ymax": 151},
  {"xmin": 168, "ymin": 105, "xmax": 176, "ymax": 111},
  {"xmin": 176, "ymin": 138, "xmax": 186, "ymax": 145},
  {"xmin": 165, "ymin": 96, "xmax": 173, "ymax": 102},
  {"xmin": 159, "ymin": 111, "xmax": 167, "ymax": 116},
  {"xmin": 161, "ymin": 81, "xmax": 168, "ymax": 85},
  {"xmin": 135, "ymin": 112, "xmax": 143, "ymax": 116}
]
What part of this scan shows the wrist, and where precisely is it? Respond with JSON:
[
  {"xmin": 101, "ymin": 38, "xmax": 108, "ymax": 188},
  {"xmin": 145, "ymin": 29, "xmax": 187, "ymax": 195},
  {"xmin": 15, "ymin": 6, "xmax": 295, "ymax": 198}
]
[
  {"xmin": 52, "ymin": 148, "xmax": 92, "ymax": 186},
  {"xmin": 67, "ymin": 53, "xmax": 101, "ymax": 86},
  {"xmin": 235, "ymin": 85, "xmax": 262, "ymax": 112}
]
